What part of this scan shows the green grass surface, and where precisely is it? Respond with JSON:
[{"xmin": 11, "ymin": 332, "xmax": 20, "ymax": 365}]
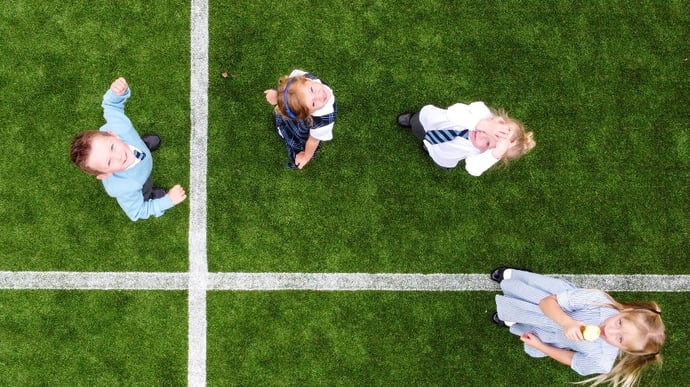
[
  {"xmin": 208, "ymin": 0, "xmax": 690, "ymax": 274},
  {"xmin": 0, "ymin": 1, "xmax": 190, "ymax": 272},
  {"xmin": 208, "ymin": 291, "xmax": 686, "ymax": 386},
  {"xmin": 0, "ymin": 0, "xmax": 688, "ymax": 385},
  {"xmin": 0, "ymin": 291, "xmax": 187, "ymax": 385}
]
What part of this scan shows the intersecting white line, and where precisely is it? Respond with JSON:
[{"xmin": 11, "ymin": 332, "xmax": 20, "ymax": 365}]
[
  {"xmin": 2, "ymin": 272, "xmax": 690, "ymax": 292},
  {"xmin": 189, "ymin": 0, "xmax": 209, "ymax": 385}
]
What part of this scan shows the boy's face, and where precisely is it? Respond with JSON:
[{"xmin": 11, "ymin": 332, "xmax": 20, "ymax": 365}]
[
  {"xmin": 86, "ymin": 131, "xmax": 137, "ymax": 179},
  {"xmin": 299, "ymin": 79, "xmax": 331, "ymax": 114}
]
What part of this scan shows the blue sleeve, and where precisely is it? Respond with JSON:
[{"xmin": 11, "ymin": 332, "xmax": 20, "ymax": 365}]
[
  {"xmin": 557, "ymin": 289, "xmax": 610, "ymax": 312},
  {"xmin": 114, "ymin": 188, "xmax": 174, "ymax": 221},
  {"xmin": 557, "ymin": 289, "xmax": 618, "ymax": 375},
  {"xmin": 102, "ymin": 88, "xmax": 133, "ymax": 135},
  {"xmin": 571, "ymin": 350, "xmax": 614, "ymax": 376}
]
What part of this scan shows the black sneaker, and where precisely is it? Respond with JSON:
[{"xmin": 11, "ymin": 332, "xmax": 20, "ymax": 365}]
[
  {"xmin": 492, "ymin": 312, "xmax": 508, "ymax": 328},
  {"xmin": 490, "ymin": 267, "xmax": 532, "ymax": 283},
  {"xmin": 396, "ymin": 112, "xmax": 415, "ymax": 128},
  {"xmin": 490, "ymin": 267, "xmax": 509, "ymax": 283},
  {"xmin": 142, "ymin": 134, "xmax": 161, "ymax": 152}
]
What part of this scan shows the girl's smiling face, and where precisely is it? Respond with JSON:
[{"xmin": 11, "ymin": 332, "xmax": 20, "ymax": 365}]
[
  {"xmin": 298, "ymin": 79, "xmax": 331, "ymax": 114},
  {"xmin": 472, "ymin": 115, "xmax": 518, "ymax": 152},
  {"xmin": 469, "ymin": 130, "xmax": 497, "ymax": 152},
  {"xmin": 600, "ymin": 313, "xmax": 645, "ymax": 351}
]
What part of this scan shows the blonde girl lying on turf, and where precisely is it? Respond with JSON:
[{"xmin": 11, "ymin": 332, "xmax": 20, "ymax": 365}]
[
  {"xmin": 396, "ymin": 102, "xmax": 535, "ymax": 176},
  {"xmin": 491, "ymin": 268, "xmax": 665, "ymax": 387}
]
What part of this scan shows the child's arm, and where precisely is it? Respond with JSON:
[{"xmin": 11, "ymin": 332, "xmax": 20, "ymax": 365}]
[
  {"xmin": 114, "ymin": 187, "xmax": 174, "ymax": 221},
  {"xmin": 465, "ymin": 151, "xmax": 500, "ymax": 176},
  {"xmin": 446, "ymin": 102, "xmax": 492, "ymax": 129},
  {"xmin": 167, "ymin": 184, "xmax": 187, "ymax": 205},
  {"xmin": 110, "ymin": 77, "xmax": 128, "ymax": 95},
  {"xmin": 520, "ymin": 332, "xmax": 575, "ymax": 366},
  {"xmin": 540, "ymin": 295, "xmax": 586, "ymax": 341},
  {"xmin": 113, "ymin": 184, "xmax": 186, "ymax": 221},
  {"xmin": 475, "ymin": 117, "xmax": 511, "ymax": 139},
  {"xmin": 102, "ymin": 77, "xmax": 133, "ymax": 130},
  {"xmin": 294, "ymin": 136, "xmax": 320, "ymax": 169}
]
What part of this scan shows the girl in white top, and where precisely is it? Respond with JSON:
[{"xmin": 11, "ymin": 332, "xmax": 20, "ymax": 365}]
[{"xmin": 397, "ymin": 102, "xmax": 535, "ymax": 176}]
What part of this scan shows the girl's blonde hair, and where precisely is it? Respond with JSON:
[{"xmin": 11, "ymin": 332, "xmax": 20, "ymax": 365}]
[
  {"xmin": 274, "ymin": 74, "xmax": 313, "ymax": 123},
  {"xmin": 579, "ymin": 295, "xmax": 665, "ymax": 387},
  {"xmin": 493, "ymin": 108, "xmax": 536, "ymax": 164}
]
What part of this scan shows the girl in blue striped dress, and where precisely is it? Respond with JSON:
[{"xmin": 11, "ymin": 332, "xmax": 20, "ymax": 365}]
[
  {"xmin": 491, "ymin": 268, "xmax": 665, "ymax": 387},
  {"xmin": 264, "ymin": 69, "xmax": 337, "ymax": 169}
]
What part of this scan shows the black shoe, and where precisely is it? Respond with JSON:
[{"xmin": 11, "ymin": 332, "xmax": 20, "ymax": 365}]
[
  {"xmin": 492, "ymin": 312, "xmax": 508, "ymax": 328},
  {"xmin": 490, "ymin": 267, "xmax": 509, "ymax": 283},
  {"xmin": 142, "ymin": 134, "xmax": 161, "ymax": 152},
  {"xmin": 396, "ymin": 112, "xmax": 415, "ymax": 128},
  {"xmin": 151, "ymin": 187, "xmax": 167, "ymax": 199},
  {"xmin": 490, "ymin": 266, "xmax": 532, "ymax": 283}
]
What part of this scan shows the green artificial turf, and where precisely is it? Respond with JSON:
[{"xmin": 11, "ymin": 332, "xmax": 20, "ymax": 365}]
[
  {"xmin": 0, "ymin": 0, "xmax": 688, "ymax": 385},
  {"xmin": 0, "ymin": 290, "xmax": 187, "ymax": 385},
  {"xmin": 208, "ymin": 291, "xmax": 685, "ymax": 386},
  {"xmin": 207, "ymin": 0, "xmax": 689, "ymax": 275},
  {"xmin": 0, "ymin": 1, "xmax": 190, "ymax": 272}
]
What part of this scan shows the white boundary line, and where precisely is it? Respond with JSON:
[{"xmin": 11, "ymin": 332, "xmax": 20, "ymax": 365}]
[
  {"xmin": 189, "ymin": 0, "xmax": 209, "ymax": 386},
  {"xmin": 1, "ymin": 272, "xmax": 690, "ymax": 292}
]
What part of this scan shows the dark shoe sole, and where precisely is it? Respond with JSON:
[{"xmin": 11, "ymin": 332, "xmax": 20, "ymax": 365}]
[
  {"xmin": 142, "ymin": 134, "xmax": 162, "ymax": 152},
  {"xmin": 490, "ymin": 266, "xmax": 533, "ymax": 283},
  {"xmin": 490, "ymin": 267, "xmax": 509, "ymax": 283},
  {"xmin": 396, "ymin": 112, "xmax": 414, "ymax": 128},
  {"xmin": 492, "ymin": 312, "xmax": 508, "ymax": 328}
]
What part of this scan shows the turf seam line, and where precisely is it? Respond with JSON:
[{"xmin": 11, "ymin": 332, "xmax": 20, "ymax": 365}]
[
  {"xmin": 1, "ymin": 272, "xmax": 689, "ymax": 292},
  {"xmin": 189, "ymin": 0, "xmax": 209, "ymax": 386}
]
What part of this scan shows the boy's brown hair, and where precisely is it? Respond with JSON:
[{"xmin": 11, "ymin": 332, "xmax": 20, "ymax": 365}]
[{"xmin": 70, "ymin": 130, "xmax": 105, "ymax": 175}]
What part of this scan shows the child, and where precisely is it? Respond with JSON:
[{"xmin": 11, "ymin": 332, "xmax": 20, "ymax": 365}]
[
  {"xmin": 491, "ymin": 267, "xmax": 665, "ymax": 387},
  {"xmin": 264, "ymin": 69, "xmax": 336, "ymax": 169},
  {"xmin": 396, "ymin": 102, "xmax": 535, "ymax": 176},
  {"xmin": 70, "ymin": 77, "xmax": 186, "ymax": 221}
]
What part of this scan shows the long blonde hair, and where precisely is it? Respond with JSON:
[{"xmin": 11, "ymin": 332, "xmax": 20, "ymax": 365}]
[
  {"xmin": 493, "ymin": 108, "xmax": 536, "ymax": 164},
  {"xmin": 579, "ymin": 296, "xmax": 665, "ymax": 387}
]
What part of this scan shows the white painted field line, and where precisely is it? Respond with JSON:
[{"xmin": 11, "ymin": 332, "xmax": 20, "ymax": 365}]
[
  {"xmin": 0, "ymin": 272, "xmax": 188, "ymax": 289},
  {"xmin": 207, "ymin": 273, "xmax": 690, "ymax": 292},
  {"xmin": 189, "ymin": 0, "xmax": 209, "ymax": 386},
  {"xmin": 2, "ymin": 272, "xmax": 690, "ymax": 292}
]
